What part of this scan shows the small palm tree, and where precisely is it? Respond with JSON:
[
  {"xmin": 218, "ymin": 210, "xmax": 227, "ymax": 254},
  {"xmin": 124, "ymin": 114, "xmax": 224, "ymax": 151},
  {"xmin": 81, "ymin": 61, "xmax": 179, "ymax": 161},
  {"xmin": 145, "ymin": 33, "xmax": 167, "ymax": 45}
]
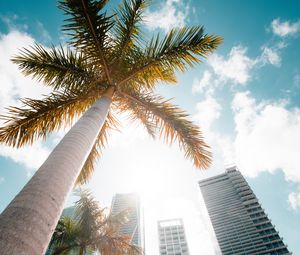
[
  {"xmin": 0, "ymin": 0, "xmax": 222, "ymax": 254},
  {"xmin": 47, "ymin": 191, "xmax": 141, "ymax": 255}
]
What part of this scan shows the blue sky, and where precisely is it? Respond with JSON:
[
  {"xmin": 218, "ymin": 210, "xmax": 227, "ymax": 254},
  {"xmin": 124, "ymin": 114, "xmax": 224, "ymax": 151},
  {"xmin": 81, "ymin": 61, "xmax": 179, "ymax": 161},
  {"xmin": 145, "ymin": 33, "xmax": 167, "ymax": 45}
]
[{"xmin": 0, "ymin": 0, "xmax": 300, "ymax": 254}]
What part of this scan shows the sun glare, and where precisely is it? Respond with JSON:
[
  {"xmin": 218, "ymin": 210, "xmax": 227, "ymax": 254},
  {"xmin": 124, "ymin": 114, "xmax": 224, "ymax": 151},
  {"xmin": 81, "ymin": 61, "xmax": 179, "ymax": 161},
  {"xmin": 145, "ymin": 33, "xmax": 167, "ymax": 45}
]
[{"xmin": 130, "ymin": 168, "xmax": 165, "ymax": 198}]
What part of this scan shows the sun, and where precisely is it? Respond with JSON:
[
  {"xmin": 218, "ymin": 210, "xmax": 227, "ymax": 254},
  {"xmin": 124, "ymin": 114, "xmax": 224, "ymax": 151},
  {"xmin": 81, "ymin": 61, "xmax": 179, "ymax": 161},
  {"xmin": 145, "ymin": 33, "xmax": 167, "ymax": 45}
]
[{"xmin": 130, "ymin": 166, "xmax": 170, "ymax": 201}]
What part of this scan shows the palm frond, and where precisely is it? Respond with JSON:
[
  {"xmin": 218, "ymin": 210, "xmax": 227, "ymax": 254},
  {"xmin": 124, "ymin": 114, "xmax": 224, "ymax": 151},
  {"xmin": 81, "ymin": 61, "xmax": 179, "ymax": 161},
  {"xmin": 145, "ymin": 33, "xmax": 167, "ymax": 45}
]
[
  {"xmin": 0, "ymin": 88, "xmax": 104, "ymax": 147},
  {"xmin": 97, "ymin": 235, "xmax": 141, "ymax": 255},
  {"xmin": 50, "ymin": 245, "xmax": 74, "ymax": 255},
  {"xmin": 106, "ymin": 208, "xmax": 131, "ymax": 230},
  {"xmin": 76, "ymin": 112, "xmax": 120, "ymax": 185},
  {"xmin": 75, "ymin": 190, "xmax": 103, "ymax": 239},
  {"xmin": 112, "ymin": 0, "xmax": 148, "ymax": 62},
  {"xmin": 48, "ymin": 216, "xmax": 81, "ymax": 255},
  {"xmin": 12, "ymin": 44, "xmax": 96, "ymax": 90},
  {"xmin": 125, "ymin": 63, "xmax": 177, "ymax": 90},
  {"xmin": 113, "ymin": 46, "xmax": 177, "ymax": 90},
  {"xmin": 118, "ymin": 93, "xmax": 156, "ymax": 137},
  {"xmin": 118, "ymin": 26, "xmax": 222, "ymax": 86},
  {"xmin": 73, "ymin": 190, "xmax": 141, "ymax": 254},
  {"xmin": 119, "ymin": 90, "xmax": 212, "ymax": 169},
  {"xmin": 58, "ymin": 0, "xmax": 113, "ymax": 83},
  {"xmin": 48, "ymin": 191, "xmax": 143, "ymax": 254}
]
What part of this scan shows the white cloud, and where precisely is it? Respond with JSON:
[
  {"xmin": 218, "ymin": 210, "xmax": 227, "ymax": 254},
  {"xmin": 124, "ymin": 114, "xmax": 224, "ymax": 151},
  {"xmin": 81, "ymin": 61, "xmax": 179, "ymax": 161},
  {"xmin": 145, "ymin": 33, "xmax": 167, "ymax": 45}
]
[
  {"xmin": 192, "ymin": 46, "xmax": 257, "ymax": 97},
  {"xmin": 192, "ymin": 70, "xmax": 212, "ymax": 94},
  {"xmin": 144, "ymin": 0, "xmax": 189, "ymax": 32},
  {"xmin": 0, "ymin": 143, "xmax": 50, "ymax": 174},
  {"xmin": 192, "ymin": 44, "xmax": 283, "ymax": 96},
  {"xmin": 260, "ymin": 46, "xmax": 281, "ymax": 66},
  {"xmin": 232, "ymin": 91, "xmax": 300, "ymax": 182},
  {"xmin": 271, "ymin": 18, "xmax": 300, "ymax": 37},
  {"xmin": 192, "ymin": 90, "xmax": 300, "ymax": 187},
  {"xmin": 209, "ymin": 46, "xmax": 256, "ymax": 85},
  {"xmin": 288, "ymin": 192, "xmax": 300, "ymax": 211},
  {"xmin": 208, "ymin": 45, "xmax": 282, "ymax": 85},
  {"xmin": 0, "ymin": 30, "xmax": 51, "ymax": 111},
  {"xmin": 194, "ymin": 96, "xmax": 221, "ymax": 131},
  {"xmin": 0, "ymin": 29, "xmax": 52, "ymax": 170}
]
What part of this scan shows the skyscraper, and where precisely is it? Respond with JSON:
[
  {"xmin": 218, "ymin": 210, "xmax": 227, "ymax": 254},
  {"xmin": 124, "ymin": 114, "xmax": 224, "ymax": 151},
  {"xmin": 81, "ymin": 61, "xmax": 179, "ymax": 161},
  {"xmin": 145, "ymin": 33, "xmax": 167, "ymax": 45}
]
[
  {"xmin": 111, "ymin": 193, "xmax": 144, "ymax": 250},
  {"xmin": 199, "ymin": 166, "xmax": 292, "ymax": 255},
  {"xmin": 158, "ymin": 218, "xmax": 190, "ymax": 255}
]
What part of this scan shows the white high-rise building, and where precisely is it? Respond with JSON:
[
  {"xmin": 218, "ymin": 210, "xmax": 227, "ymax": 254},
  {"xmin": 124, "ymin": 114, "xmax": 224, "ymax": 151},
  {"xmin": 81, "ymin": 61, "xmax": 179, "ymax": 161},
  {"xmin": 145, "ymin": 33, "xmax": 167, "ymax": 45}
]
[
  {"xmin": 111, "ymin": 193, "xmax": 144, "ymax": 250},
  {"xmin": 158, "ymin": 219, "xmax": 190, "ymax": 255},
  {"xmin": 199, "ymin": 166, "xmax": 292, "ymax": 255}
]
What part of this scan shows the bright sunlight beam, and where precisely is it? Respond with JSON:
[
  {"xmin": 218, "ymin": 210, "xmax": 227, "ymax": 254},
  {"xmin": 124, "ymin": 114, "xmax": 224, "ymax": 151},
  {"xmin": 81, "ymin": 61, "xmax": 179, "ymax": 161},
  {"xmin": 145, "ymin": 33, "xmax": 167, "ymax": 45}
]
[{"xmin": 86, "ymin": 119, "xmax": 216, "ymax": 254}]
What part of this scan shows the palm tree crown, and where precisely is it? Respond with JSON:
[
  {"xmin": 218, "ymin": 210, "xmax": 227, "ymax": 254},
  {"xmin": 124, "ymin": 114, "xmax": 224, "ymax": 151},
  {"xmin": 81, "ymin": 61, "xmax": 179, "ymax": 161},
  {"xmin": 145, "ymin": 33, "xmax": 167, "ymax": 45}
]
[
  {"xmin": 0, "ymin": 0, "xmax": 222, "ymax": 184},
  {"xmin": 47, "ymin": 190, "xmax": 141, "ymax": 255}
]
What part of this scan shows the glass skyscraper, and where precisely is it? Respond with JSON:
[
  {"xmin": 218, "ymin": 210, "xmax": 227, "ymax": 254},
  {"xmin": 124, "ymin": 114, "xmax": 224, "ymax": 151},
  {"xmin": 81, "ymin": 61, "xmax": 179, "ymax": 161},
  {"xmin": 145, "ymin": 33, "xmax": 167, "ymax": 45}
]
[
  {"xmin": 158, "ymin": 218, "xmax": 190, "ymax": 255},
  {"xmin": 111, "ymin": 193, "xmax": 144, "ymax": 250},
  {"xmin": 199, "ymin": 166, "xmax": 292, "ymax": 255}
]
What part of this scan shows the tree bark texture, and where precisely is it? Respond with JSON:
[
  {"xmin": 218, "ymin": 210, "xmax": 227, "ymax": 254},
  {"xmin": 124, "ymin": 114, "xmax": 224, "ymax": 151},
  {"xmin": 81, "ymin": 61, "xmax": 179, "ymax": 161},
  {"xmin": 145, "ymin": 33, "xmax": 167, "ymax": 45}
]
[{"xmin": 0, "ymin": 96, "xmax": 111, "ymax": 255}]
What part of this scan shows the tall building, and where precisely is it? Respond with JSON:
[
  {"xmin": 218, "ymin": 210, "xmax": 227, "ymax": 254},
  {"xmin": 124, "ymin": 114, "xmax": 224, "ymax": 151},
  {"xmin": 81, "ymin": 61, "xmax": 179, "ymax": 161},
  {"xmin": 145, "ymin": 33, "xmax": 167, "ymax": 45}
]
[
  {"xmin": 158, "ymin": 218, "xmax": 190, "ymax": 255},
  {"xmin": 199, "ymin": 166, "xmax": 292, "ymax": 255},
  {"xmin": 111, "ymin": 193, "xmax": 144, "ymax": 250}
]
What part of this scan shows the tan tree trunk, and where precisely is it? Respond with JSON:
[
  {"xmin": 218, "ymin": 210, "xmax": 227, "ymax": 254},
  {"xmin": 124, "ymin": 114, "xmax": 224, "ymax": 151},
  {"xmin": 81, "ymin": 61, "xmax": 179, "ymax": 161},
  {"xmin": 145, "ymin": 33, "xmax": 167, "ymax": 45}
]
[{"xmin": 0, "ymin": 94, "xmax": 112, "ymax": 255}]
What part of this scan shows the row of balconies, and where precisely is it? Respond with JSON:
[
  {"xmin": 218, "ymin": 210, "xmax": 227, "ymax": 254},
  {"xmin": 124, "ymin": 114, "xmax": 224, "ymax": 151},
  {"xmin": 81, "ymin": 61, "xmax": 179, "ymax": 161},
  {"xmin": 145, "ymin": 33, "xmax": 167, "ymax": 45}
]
[
  {"xmin": 198, "ymin": 175, "xmax": 229, "ymax": 187},
  {"xmin": 221, "ymin": 238, "xmax": 289, "ymax": 255}
]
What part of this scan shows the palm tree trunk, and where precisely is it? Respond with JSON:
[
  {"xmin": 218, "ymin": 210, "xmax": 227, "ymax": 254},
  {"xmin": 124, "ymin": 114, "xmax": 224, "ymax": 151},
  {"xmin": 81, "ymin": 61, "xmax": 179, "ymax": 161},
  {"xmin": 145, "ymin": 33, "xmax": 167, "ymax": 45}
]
[{"xmin": 0, "ymin": 93, "xmax": 112, "ymax": 255}]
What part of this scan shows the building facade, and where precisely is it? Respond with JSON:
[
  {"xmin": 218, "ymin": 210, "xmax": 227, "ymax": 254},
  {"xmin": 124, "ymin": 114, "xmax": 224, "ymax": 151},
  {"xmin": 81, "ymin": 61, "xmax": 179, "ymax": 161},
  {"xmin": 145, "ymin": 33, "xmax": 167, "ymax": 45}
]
[
  {"xmin": 199, "ymin": 167, "xmax": 291, "ymax": 255},
  {"xmin": 111, "ymin": 193, "xmax": 144, "ymax": 250},
  {"xmin": 158, "ymin": 218, "xmax": 189, "ymax": 255}
]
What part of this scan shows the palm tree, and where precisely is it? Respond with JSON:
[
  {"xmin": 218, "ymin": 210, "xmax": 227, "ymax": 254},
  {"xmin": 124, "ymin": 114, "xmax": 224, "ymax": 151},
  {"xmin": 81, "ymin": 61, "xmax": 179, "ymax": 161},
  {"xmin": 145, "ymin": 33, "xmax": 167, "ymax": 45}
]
[
  {"xmin": 47, "ymin": 190, "xmax": 141, "ymax": 255},
  {"xmin": 0, "ymin": 0, "xmax": 222, "ymax": 254}
]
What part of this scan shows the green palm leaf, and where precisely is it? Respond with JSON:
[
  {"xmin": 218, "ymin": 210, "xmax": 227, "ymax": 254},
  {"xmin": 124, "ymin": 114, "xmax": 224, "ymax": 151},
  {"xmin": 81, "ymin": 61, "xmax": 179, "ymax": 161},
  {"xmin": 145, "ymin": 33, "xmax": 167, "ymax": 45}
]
[
  {"xmin": 118, "ymin": 26, "xmax": 222, "ymax": 86},
  {"xmin": 112, "ymin": 0, "xmax": 148, "ymax": 62},
  {"xmin": 59, "ymin": 0, "xmax": 113, "ymax": 83},
  {"xmin": 48, "ymin": 216, "xmax": 81, "ymax": 255},
  {"xmin": 0, "ymin": 87, "xmax": 104, "ymax": 147},
  {"xmin": 11, "ymin": 44, "xmax": 96, "ymax": 91}
]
